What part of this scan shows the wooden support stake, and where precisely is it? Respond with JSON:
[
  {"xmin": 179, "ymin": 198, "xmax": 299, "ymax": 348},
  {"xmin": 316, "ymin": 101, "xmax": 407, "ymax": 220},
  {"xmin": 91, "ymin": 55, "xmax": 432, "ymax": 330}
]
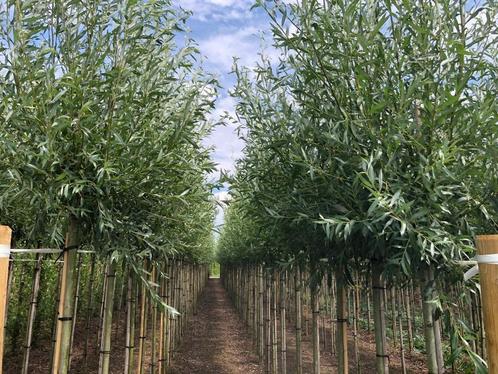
[
  {"xmin": 0, "ymin": 226, "xmax": 12, "ymax": 374},
  {"xmin": 476, "ymin": 235, "xmax": 498, "ymax": 373}
]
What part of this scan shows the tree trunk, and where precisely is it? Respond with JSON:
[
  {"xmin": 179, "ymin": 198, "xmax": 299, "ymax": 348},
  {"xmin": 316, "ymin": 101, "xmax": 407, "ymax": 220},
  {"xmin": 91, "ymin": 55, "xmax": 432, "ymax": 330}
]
[
  {"xmin": 21, "ymin": 253, "xmax": 42, "ymax": 374},
  {"xmin": 124, "ymin": 275, "xmax": 136, "ymax": 374},
  {"xmin": 98, "ymin": 260, "xmax": 116, "ymax": 374},
  {"xmin": 295, "ymin": 267, "xmax": 303, "ymax": 374},
  {"xmin": 312, "ymin": 285, "xmax": 320, "ymax": 374},
  {"xmin": 336, "ymin": 272, "xmax": 349, "ymax": 374},
  {"xmin": 280, "ymin": 271, "xmax": 287, "ymax": 374},
  {"xmin": 372, "ymin": 262, "xmax": 389, "ymax": 374},
  {"xmin": 422, "ymin": 266, "xmax": 439, "ymax": 374},
  {"xmin": 52, "ymin": 216, "xmax": 79, "ymax": 374}
]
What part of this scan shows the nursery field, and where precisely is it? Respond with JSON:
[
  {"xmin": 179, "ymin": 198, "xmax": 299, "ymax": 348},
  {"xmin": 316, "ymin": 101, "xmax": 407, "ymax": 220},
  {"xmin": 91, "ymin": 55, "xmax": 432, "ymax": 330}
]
[{"xmin": 0, "ymin": 0, "xmax": 497, "ymax": 373}]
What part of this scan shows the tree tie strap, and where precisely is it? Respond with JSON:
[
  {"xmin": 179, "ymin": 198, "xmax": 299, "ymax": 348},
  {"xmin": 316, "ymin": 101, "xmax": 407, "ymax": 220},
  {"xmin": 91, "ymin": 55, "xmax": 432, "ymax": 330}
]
[
  {"xmin": 100, "ymin": 350, "xmax": 111, "ymax": 355},
  {"xmin": 58, "ymin": 316, "xmax": 73, "ymax": 321},
  {"xmin": 55, "ymin": 244, "xmax": 79, "ymax": 262},
  {"xmin": 125, "ymin": 345, "xmax": 135, "ymax": 349},
  {"xmin": 376, "ymin": 354, "xmax": 390, "ymax": 359},
  {"xmin": 464, "ymin": 254, "xmax": 498, "ymax": 281}
]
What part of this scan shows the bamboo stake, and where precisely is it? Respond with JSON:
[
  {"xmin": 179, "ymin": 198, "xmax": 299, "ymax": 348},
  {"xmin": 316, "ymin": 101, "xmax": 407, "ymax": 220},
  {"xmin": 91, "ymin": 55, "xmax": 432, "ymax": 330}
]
[
  {"xmin": 124, "ymin": 275, "xmax": 136, "ymax": 374},
  {"xmin": 49, "ymin": 262, "xmax": 63, "ymax": 373},
  {"xmin": 476, "ymin": 235, "xmax": 498, "ymax": 372},
  {"xmin": 336, "ymin": 272, "xmax": 349, "ymax": 374},
  {"xmin": 69, "ymin": 252, "xmax": 83, "ymax": 367},
  {"xmin": 21, "ymin": 253, "xmax": 42, "ymax": 374},
  {"xmin": 312, "ymin": 285, "xmax": 320, "ymax": 374},
  {"xmin": 52, "ymin": 216, "xmax": 79, "ymax": 374},
  {"xmin": 353, "ymin": 280, "xmax": 360, "ymax": 373},
  {"xmin": 280, "ymin": 271, "xmax": 287, "ymax": 374},
  {"xmin": 403, "ymin": 287, "xmax": 414, "ymax": 352},
  {"xmin": 0, "ymin": 226, "xmax": 12, "ymax": 373},
  {"xmin": 151, "ymin": 266, "xmax": 158, "ymax": 373},
  {"xmin": 397, "ymin": 288, "xmax": 407, "ymax": 374},
  {"xmin": 137, "ymin": 271, "xmax": 148, "ymax": 374},
  {"xmin": 83, "ymin": 254, "xmax": 96, "ymax": 370},
  {"xmin": 271, "ymin": 273, "xmax": 278, "ymax": 374},
  {"xmin": 422, "ymin": 266, "xmax": 438, "ymax": 374},
  {"xmin": 295, "ymin": 267, "xmax": 303, "ymax": 374},
  {"xmin": 258, "ymin": 265, "xmax": 264, "ymax": 361},
  {"xmin": 372, "ymin": 263, "xmax": 388, "ymax": 374},
  {"xmin": 98, "ymin": 259, "xmax": 116, "ymax": 374},
  {"xmin": 264, "ymin": 270, "xmax": 270, "ymax": 374}
]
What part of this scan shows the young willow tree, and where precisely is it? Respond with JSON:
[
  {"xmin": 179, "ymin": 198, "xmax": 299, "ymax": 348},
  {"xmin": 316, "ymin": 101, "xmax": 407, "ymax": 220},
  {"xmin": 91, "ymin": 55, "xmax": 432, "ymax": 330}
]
[
  {"xmin": 0, "ymin": 0, "xmax": 216, "ymax": 372},
  {"xmin": 219, "ymin": 0, "xmax": 497, "ymax": 372}
]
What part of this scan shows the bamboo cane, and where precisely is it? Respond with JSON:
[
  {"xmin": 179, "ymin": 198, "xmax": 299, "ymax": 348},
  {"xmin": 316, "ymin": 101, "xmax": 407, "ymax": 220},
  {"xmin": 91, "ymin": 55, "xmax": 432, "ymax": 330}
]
[
  {"xmin": 124, "ymin": 274, "xmax": 136, "ymax": 374},
  {"xmin": 21, "ymin": 253, "xmax": 42, "ymax": 374},
  {"xmin": 312, "ymin": 285, "xmax": 320, "ymax": 374},
  {"xmin": 372, "ymin": 263, "xmax": 388, "ymax": 374},
  {"xmin": 68, "ymin": 252, "xmax": 83, "ymax": 368},
  {"xmin": 271, "ymin": 273, "xmax": 278, "ymax": 374},
  {"xmin": 83, "ymin": 254, "xmax": 96, "ymax": 370},
  {"xmin": 295, "ymin": 267, "xmax": 303, "ymax": 374},
  {"xmin": 280, "ymin": 271, "xmax": 287, "ymax": 374},
  {"xmin": 336, "ymin": 272, "xmax": 349, "ymax": 374},
  {"xmin": 98, "ymin": 259, "xmax": 116, "ymax": 374},
  {"xmin": 52, "ymin": 216, "xmax": 79, "ymax": 374}
]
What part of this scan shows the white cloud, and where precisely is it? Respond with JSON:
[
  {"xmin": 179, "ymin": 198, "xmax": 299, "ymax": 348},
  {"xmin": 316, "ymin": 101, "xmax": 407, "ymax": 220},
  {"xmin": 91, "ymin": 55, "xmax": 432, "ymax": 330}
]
[
  {"xmin": 199, "ymin": 25, "xmax": 279, "ymax": 73},
  {"xmin": 203, "ymin": 95, "xmax": 244, "ymax": 179},
  {"xmin": 177, "ymin": 0, "xmax": 254, "ymax": 21}
]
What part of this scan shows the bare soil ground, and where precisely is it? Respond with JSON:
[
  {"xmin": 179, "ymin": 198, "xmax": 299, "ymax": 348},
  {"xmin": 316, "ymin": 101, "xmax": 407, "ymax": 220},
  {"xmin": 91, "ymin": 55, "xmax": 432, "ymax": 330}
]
[
  {"xmin": 4, "ymin": 278, "xmax": 427, "ymax": 373},
  {"xmin": 169, "ymin": 278, "xmax": 427, "ymax": 374},
  {"xmin": 169, "ymin": 278, "xmax": 263, "ymax": 374}
]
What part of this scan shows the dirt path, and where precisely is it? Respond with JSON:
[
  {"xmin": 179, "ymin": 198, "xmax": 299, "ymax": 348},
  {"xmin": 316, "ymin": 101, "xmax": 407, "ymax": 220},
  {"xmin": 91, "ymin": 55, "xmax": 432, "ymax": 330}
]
[{"xmin": 169, "ymin": 278, "xmax": 263, "ymax": 374}]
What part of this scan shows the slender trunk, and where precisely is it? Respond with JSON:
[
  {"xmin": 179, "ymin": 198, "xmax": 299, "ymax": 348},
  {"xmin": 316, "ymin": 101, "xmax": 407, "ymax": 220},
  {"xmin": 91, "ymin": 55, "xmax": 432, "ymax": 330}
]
[
  {"xmin": 124, "ymin": 275, "xmax": 136, "ymax": 374},
  {"xmin": 353, "ymin": 279, "xmax": 360, "ymax": 373},
  {"xmin": 271, "ymin": 273, "xmax": 278, "ymax": 374},
  {"xmin": 151, "ymin": 266, "xmax": 158, "ymax": 372},
  {"xmin": 397, "ymin": 288, "xmax": 407, "ymax": 374},
  {"xmin": 295, "ymin": 267, "xmax": 303, "ymax": 374},
  {"xmin": 336, "ymin": 272, "xmax": 349, "ymax": 374},
  {"xmin": 372, "ymin": 263, "xmax": 389, "ymax": 374},
  {"xmin": 69, "ymin": 253, "xmax": 83, "ymax": 368},
  {"xmin": 137, "ymin": 271, "xmax": 148, "ymax": 374},
  {"xmin": 422, "ymin": 267, "xmax": 439, "ymax": 374},
  {"xmin": 21, "ymin": 253, "xmax": 42, "ymax": 374},
  {"xmin": 434, "ymin": 315, "xmax": 444, "ymax": 372},
  {"xmin": 83, "ymin": 254, "xmax": 96, "ymax": 370},
  {"xmin": 312, "ymin": 285, "xmax": 320, "ymax": 374},
  {"xmin": 98, "ymin": 260, "xmax": 116, "ymax": 374},
  {"xmin": 280, "ymin": 271, "xmax": 287, "ymax": 374},
  {"xmin": 258, "ymin": 265, "xmax": 264, "ymax": 361},
  {"xmin": 404, "ymin": 287, "xmax": 414, "ymax": 352},
  {"xmin": 52, "ymin": 216, "xmax": 79, "ymax": 374}
]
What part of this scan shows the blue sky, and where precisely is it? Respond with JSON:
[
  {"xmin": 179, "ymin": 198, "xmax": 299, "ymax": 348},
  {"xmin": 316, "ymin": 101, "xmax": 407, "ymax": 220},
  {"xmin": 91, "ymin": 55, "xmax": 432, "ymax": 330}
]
[
  {"xmin": 174, "ymin": 0, "xmax": 280, "ymax": 229},
  {"xmin": 177, "ymin": 0, "xmax": 277, "ymax": 179}
]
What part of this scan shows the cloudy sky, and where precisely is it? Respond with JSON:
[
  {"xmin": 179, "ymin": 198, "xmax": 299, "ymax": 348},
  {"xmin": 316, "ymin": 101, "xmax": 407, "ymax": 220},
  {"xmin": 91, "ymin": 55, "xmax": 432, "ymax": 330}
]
[
  {"xmin": 177, "ymin": 0, "xmax": 276, "ymax": 177},
  {"xmin": 175, "ymin": 0, "xmax": 278, "ymax": 228}
]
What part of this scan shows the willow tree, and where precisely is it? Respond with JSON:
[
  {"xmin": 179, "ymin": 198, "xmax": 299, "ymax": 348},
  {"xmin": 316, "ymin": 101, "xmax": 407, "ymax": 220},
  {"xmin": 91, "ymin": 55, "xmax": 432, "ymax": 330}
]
[
  {"xmin": 258, "ymin": 0, "xmax": 497, "ymax": 372},
  {"xmin": 220, "ymin": 0, "xmax": 497, "ymax": 372},
  {"xmin": 0, "ymin": 0, "xmax": 216, "ymax": 372}
]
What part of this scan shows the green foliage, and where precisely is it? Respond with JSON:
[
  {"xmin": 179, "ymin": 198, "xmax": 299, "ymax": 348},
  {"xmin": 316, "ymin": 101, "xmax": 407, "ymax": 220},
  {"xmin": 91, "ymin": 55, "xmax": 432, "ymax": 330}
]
[
  {"xmin": 218, "ymin": 0, "xmax": 497, "ymax": 370},
  {"xmin": 0, "ymin": 0, "xmax": 217, "ymax": 264}
]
